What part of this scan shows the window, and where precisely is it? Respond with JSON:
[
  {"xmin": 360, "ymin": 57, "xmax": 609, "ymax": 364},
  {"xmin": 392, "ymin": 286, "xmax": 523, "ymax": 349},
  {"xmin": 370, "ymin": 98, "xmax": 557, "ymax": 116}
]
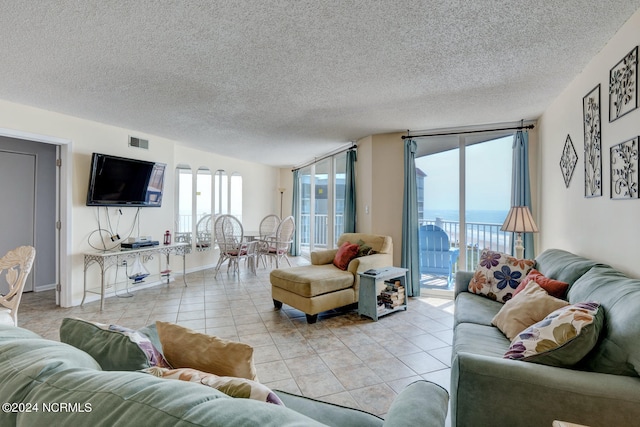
[
  {"xmin": 175, "ymin": 165, "xmax": 193, "ymax": 245},
  {"xmin": 214, "ymin": 170, "xmax": 228, "ymax": 215},
  {"xmin": 196, "ymin": 167, "xmax": 212, "ymax": 250},
  {"xmin": 229, "ymin": 172, "xmax": 242, "ymax": 222}
]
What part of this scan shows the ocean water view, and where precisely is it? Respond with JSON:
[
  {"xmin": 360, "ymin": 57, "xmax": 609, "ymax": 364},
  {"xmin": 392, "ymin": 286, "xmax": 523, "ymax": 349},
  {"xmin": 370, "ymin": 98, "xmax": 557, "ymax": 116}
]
[{"xmin": 423, "ymin": 209, "xmax": 509, "ymax": 225}]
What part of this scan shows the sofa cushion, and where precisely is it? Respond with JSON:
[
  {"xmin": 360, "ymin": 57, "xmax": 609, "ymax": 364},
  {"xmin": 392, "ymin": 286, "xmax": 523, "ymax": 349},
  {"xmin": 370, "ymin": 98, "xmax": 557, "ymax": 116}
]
[
  {"xmin": 142, "ymin": 366, "xmax": 284, "ymax": 405},
  {"xmin": 454, "ymin": 292, "xmax": 502, "ymax": 328},
  {"xmin": 453, "ymin": 322, "xmax": 511, "ymax": 359},
  {"xmin": 156, "ymin": 321, "xmax": 257, "ymax": 380},
  {"xmin": 505, "ymin": 302, "xmax": 604, "ymax": 368},
  {"xmin": 0, "ymin": 327, "xmax": 101, "ymax": 426},
  {"xmin": 568, "ymin": 266, "xmax": 640, "ymax": 377},
  {"xmin": 468, "ymin": 250, "xmax": 534, "ymax": 303},
  {"xmin": 535, "ymin": 249, "xmax": 606, "ymax": 286},
  {"xmin": 492, "ymin": 282, "xmax": 569, "ymax": 340},
  {"xmin": 275, "ymin": 390, "xmax": 384, "ymax": 426},
  {"xmin": 271, "ymin": 264, "xmax": 355, "ymax": 297},
  {"xmin": 60, "ymin": 317, "xmax": 171, "ymax": 371},
  {"xmin": 333, "ymin": 242, "xmax": 360, "ymax": 270},
  {"xmin": 21, "ymin": 369, "xmax": 325, "ymax": 427},
  {"xmin": 513, "ymin": 269, "xmax": 570, "ymax": 299}
]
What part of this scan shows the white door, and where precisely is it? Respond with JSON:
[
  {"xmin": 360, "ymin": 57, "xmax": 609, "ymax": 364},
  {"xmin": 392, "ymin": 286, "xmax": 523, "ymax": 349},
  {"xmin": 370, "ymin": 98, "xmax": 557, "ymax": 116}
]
[{"xmin": 0, "ymin": 150, "xmax": 35, "ymax": 293}]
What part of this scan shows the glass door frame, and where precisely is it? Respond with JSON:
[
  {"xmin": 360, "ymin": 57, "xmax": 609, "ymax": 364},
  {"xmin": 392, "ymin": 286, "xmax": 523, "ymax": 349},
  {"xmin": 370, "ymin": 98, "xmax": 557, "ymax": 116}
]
[
  {"xmin": 297, "ymin": 153, "xmax": 345, "ymax": 256},
  {"xmin": 417, "ymin": 130, "xmax": 515, "ymax": 297}
]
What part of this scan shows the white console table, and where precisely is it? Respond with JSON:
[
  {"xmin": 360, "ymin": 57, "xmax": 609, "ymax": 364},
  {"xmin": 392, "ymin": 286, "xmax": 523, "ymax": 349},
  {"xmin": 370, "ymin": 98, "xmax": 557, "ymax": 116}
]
[{"xmin": 82, "ymin": 242, "xmax": 190, "ymax": 310}]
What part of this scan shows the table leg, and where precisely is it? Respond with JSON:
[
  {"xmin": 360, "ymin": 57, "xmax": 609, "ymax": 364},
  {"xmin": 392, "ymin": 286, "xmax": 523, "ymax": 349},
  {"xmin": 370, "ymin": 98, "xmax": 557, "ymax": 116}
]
[
  {"xmin": 182, "ymin": 251, "xmax": 188, "ymax": 287},
  {"xmin": 100, "ymin": 263, "xmax": 105, "ymax": 311}
]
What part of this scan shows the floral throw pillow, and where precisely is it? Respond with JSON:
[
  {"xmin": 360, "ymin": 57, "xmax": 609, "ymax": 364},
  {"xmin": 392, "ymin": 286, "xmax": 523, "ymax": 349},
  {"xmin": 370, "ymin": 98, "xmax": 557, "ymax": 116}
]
[
  {"xmin": 142, "ymin": 366, "xmax": 284, "ymax": 406},
  {"xmin": 504, "ymin": 302, "xmax": 603, "ymax": 368},
  {"xmin": 468, "ymin": 250, "xmax": 535, "ymax": 303}
]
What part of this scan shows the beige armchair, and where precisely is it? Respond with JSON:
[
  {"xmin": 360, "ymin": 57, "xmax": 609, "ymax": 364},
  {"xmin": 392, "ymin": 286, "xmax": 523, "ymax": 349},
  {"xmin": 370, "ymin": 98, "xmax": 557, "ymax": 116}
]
[{"xmin": 270, "ymin": 233, "xmax": 393, "ymax": 323}]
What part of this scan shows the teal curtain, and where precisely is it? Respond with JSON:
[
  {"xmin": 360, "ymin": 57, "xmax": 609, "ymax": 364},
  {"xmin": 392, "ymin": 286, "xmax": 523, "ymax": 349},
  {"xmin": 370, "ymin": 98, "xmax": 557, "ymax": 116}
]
[
  {"xmin": 511, "ymin": 130, "xmax": 535, "ymax": 258},
  {"xmin": 401, "ymin": 138, "xmax": 420, "ymax": 297},
  {"xmin": 343, "ymin": 149, "xmax": 357, "ymax": 233},
  {"xmin": 290, "ymin": 169, "xmax": 301, "ymax": 256}
]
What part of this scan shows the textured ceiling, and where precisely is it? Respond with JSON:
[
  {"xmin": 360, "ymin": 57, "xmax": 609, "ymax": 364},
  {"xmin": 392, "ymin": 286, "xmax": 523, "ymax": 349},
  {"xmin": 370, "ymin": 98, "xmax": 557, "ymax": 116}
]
[{"xmin": 0, "ymin": 1, "xmax": 638, "ymax": 167}]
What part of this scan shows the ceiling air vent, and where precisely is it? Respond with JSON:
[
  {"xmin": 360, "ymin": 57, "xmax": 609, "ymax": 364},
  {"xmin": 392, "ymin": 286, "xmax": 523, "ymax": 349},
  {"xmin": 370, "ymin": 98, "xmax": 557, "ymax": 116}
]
[{"xmin": 128, "ymin": 136, "xmax": 149, "ymax": 150}]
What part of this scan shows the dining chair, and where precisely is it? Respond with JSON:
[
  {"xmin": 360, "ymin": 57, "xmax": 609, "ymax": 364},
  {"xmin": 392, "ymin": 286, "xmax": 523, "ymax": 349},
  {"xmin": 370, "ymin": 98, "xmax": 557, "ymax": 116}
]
[
  {"xmin": 259, "ymin": 214, "xmax": 280, "ymax": 239},
  {"xmin": 0, "ymin": 245, "xmax": 36, "ymax": 327},
  {"xmin": 257, "ymin": 214, "xmax": 280, "ymax": 267},
  {"xmin": 195, "ymin": 214, "xmax": 214, "ymax": 250},
  {"xmin": 259, "ymin": 216, "xmax": 295, "ymax": 268},
  {"xmin": 213, "ymin": 215, "xmax": 247, "ymax": 277}
]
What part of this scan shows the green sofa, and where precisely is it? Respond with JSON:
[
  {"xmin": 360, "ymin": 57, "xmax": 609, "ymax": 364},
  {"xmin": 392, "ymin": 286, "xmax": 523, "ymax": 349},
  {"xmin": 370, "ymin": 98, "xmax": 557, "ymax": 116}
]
[
  {"xmin": 451, "ymin": 248, "xmax": 640, "ymax": 427},
  {"xmin": 0, "ymin": 325, "xmax": 448, "ymax": 427}
]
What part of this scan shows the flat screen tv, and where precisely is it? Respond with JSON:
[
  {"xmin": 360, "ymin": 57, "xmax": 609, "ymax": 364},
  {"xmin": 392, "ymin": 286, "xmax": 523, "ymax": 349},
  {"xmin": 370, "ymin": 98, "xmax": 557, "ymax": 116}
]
[{"xmin": 86, "ymin": 153, "xmax": 166, "ymax": 207}]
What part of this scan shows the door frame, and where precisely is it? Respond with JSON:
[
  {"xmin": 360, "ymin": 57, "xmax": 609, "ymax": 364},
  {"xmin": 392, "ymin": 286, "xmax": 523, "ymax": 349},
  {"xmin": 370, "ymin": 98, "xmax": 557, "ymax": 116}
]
[{"xmin": 0, "ymin": 128, "xmax": 71, "ymax": 307}]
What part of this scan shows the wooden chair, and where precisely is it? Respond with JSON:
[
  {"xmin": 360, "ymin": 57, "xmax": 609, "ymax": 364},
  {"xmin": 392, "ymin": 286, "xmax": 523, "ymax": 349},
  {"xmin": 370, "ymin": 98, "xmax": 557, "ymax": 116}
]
[
  {"xmin": 0, "ymin": 245, "xmax": 36, "ymax": 326},
  {"xmin": 419, "ymin": 225, "xmax": 459, "ymax": 283}
]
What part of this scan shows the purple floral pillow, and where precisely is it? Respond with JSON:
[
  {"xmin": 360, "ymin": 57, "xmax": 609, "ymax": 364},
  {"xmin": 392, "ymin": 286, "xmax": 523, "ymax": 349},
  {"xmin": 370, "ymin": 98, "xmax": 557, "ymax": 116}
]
[
  {"xmin": 468, "ymin": 250, "xmax": 535, "ymax": 303},
  {"xmin": 505, "ymin": 302, "xmax": 603, "ymax": 367}
]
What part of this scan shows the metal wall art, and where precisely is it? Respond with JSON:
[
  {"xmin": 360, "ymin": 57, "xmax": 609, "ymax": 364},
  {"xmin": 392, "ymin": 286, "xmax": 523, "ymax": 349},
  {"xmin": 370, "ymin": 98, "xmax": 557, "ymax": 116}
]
[
  {"xmin": 560, "ymin": 134, "xmax": 578, "ymax": 188},
  {"xmin": 609, "ymin": 46, "xmax": 638, "ymax": 122},
  {"xmin": 583, "ymin": 84, "xmax": 602, "ymax": 197},
  {"xmin": 610, "ymin": 136, "xmax": 639, "ymax": 199}
]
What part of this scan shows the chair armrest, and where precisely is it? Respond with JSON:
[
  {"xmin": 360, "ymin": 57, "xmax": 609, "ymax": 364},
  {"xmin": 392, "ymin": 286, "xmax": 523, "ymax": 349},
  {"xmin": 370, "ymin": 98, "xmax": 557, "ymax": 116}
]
[
  {"xmin": 383, "ymin": 380, "xmax": 448, "ymax": 427},
  {"xmin": 350, "ymin": 253, "xmax": 394, "ymax": 274},
  {"xmin": 451, "ymin": 352, "xmax": 640, "ymax": 427},
  {"xmin": 311, "ymin": 249, "xmax": 338, "ymax": 265},
  {"xmin": 454, "ymin": 271, "xmax": 474, "ymax": 298}
]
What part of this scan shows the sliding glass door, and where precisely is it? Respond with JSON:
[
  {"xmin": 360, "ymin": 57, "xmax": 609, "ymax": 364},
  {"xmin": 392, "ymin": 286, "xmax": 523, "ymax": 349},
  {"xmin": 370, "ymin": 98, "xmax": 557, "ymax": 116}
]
[
  {"xmin": 416, "ymin": 132, "xmax": 513, "ymax": 294},
  {"xmin": 298, "ymin": 153, "xmax": 346, "ymax": 256}
]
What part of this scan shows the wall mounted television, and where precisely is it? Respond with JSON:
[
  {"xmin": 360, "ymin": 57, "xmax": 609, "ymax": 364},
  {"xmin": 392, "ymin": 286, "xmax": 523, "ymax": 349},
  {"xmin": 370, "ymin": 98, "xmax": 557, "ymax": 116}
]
[{"xmin": 86, "ymin": 153, "xmax": 166, "ymax": 207}]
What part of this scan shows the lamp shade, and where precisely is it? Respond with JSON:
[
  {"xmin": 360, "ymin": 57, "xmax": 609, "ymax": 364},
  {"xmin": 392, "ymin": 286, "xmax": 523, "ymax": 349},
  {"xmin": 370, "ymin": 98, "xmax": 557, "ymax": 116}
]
[{"xmin": 501, "ymin": 206, "xmax": 539, "ymax": 233}]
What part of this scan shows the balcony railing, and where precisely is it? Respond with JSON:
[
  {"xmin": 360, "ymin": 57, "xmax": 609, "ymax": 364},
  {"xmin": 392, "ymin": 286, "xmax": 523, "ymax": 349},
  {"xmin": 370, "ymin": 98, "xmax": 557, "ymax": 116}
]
[
  {"xmin": 299, "ymin": 213, "xmax": 344, "ymax": 250},
  {"xmin": 421, "ymin": 218, "xmax": 512, "ymax": 272},
  {"xmin": 298, "ymin": 214, "xmax": 511, "ymax": 272}
]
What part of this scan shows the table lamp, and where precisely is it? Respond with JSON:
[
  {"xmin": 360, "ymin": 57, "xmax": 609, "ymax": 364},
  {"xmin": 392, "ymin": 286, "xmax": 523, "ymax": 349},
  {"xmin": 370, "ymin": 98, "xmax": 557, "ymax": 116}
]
[{"xmin": 501, "ymin": 206, "xmax": 538, "ymax": 259}]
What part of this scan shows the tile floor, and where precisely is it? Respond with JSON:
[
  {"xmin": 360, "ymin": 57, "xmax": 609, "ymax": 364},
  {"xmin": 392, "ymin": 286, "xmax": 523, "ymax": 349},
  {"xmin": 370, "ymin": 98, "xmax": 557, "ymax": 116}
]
[{"xmin": 18, "ymin": 256, "xmax": 454, "ymax": 421}]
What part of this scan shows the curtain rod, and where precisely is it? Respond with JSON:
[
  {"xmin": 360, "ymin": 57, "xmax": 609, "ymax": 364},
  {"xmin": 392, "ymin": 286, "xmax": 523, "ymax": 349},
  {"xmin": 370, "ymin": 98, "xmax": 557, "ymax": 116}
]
[
  {"xmin": 401, "ymin": 124, "xmax": 535, "ymax": 139},
  {"xmin": 292, "ymin": 143, "xmax": 357, "ymax": 172}
]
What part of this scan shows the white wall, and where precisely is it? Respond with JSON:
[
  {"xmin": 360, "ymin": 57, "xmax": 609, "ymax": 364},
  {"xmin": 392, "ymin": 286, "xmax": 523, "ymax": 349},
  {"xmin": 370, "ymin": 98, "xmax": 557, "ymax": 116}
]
[
  {"xmin": 0, "ymin": 99, "xmax": 279, "ymax": 306},
  {"xmin": 538, "ymin": 9, "xmax": 640, "ymax": 277}
]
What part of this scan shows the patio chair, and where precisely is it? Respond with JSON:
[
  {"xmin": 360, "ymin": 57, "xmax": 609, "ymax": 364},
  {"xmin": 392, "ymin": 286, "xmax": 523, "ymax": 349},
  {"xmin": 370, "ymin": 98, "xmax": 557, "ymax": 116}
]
[
  {"xmin": 0, "ymin": 245, "xmax": 36, "ymax": 326},
  {"xmin": 419, "ymin": 225, "xmax": 459, "ymax": 283}
]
